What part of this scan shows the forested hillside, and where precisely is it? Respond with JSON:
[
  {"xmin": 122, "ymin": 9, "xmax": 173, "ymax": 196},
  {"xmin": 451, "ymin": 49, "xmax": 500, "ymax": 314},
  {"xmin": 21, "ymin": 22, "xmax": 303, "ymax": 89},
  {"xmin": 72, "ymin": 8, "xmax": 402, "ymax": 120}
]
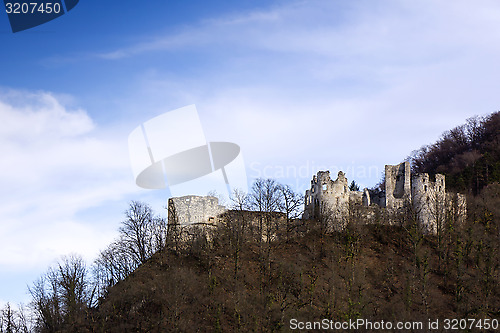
[
  {"xmin": 1, "ymin": 113, "xmax": 499, "ymax": 332},
  {"xmin": 410, "ymin": 111, "xmax": 500, "ymax": 194}
]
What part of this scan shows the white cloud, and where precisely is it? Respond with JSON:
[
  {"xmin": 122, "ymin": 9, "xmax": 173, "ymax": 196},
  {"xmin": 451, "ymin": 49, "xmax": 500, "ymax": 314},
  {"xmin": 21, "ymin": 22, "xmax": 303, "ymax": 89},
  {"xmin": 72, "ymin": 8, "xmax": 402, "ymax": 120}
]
[
  {"xmin": 94, "ymin": 0, "xmax": 500, "ymax": 64},
  {"xmin": 0, "ymin": 90, "xmax": 138, "ymax": 272},
  {"xmin": 3, "ymin": 0, "xmax": 500, "ymax": 306},
  {"xmin": 0, "ymin": 91, "xmax": 93, "ymax": 139},
  {"xmin": 17, "ymin": 0, "xmax": 500, "ymax": 256},
  {"xmin": 116, "ymin": 0, "xmax": 500, "ymax": 185}
]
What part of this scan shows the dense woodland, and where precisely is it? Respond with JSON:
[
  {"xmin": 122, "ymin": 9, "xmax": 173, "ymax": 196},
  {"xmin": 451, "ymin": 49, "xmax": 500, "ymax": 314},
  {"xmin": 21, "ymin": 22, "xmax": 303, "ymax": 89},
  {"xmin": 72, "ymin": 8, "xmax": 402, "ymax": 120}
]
[
  {"xmin": 1, "ymin": 112, "xmax": 499, "ymax": 332},
  {"xmin": 410, "ymin": 112, "xmax": 500, "ymax": 194}
]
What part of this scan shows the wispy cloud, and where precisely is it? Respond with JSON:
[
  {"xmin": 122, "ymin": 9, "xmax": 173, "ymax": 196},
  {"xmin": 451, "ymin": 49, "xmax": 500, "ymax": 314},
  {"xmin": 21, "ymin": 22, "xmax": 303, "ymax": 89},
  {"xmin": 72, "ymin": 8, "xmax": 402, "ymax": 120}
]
[
  {"xmin": 3, "ymin": 0, "xmax": 500, "ymax": 306},
  {"xmin": 93, "ymin": 0, "xmax": 500, "ymax": 63},
  {"xmin": 110, "ymin": 0, "xmax": 500, "ymax": 185},
  {"xmin": 21, "ymin": 0, "xmax": 500, "ymax": 253},
  {"xmin": 0, "ymin": 90, "xmax": 137, "ymax": 271}
]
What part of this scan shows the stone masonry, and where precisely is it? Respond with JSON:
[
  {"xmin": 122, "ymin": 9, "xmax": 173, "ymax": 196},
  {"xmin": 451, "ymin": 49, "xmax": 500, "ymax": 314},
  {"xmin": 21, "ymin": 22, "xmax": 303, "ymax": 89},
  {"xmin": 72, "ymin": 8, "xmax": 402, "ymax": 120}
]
[
  {"xmin": 167, "ymin": 195, "xmax": 226, "ymax": 244},
  {"xmin": 167, "ymin": 195, "xmax": 226, "ymax": 226},
  {"xmin": 303, "ymin": 162, "xmax": 467, "ymax": 234},
  {"xmin": 167, "ymin": 195, "xmax": 287, "ymax": 243}
]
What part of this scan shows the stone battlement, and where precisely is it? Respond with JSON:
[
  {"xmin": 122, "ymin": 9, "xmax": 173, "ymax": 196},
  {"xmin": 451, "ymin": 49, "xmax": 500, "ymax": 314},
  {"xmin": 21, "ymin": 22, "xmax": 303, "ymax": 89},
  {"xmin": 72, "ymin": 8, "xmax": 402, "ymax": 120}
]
[
  {"xmin": 166, "ymin": 162, "xmax": 467, "ymax": 237},
  {"xmin": 167, "ymin": 195, "xmax": 287, "ymax": 243},
  {"xmin": 303, "ymin": 162, "xmax": 466, "ymax": 234},
  {"xmin": 167, "ymin": 195, "xmax": 226, "ymax": 226}
]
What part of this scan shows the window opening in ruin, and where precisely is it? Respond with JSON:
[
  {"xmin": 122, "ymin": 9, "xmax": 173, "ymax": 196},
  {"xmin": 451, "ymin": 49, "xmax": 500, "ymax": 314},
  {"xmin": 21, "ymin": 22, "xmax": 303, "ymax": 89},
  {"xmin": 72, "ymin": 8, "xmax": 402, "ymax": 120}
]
[
  {"xmin": 424, "ymin": 185, "xmax": 427, "ymax": 192},
  {"xmin": 322, "ymin": 184, "xmax": 327, "ymax": 191}
]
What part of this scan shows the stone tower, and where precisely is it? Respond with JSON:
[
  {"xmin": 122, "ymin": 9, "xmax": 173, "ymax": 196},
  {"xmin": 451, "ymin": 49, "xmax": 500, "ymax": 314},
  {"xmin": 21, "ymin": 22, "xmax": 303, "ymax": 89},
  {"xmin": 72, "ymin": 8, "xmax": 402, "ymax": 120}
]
[
  {"xmin": 303, "ymin": 161, "xmax": 466, "ymax": 234},
  {"xmin": 384, "ymin": 161, "xmax": 412, "ymax": 210},
  {"xmin": 303, "ymin": 170, "xmax": 365, "ymax": 230},
  {"xmin": 411, "ymin": 173, "xmax": 447, "ymax": 234}
]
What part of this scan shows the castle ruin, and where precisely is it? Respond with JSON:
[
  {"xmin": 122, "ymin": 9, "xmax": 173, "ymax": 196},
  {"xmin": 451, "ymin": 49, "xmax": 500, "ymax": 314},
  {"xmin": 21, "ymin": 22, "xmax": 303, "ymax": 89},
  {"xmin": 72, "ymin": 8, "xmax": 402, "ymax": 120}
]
[
  {"xmin": 166, "ymin": 162, "xmax": 467, "ymax": 237},
  {"xmin": 167, "ymin": 195, "xmax": 226, "ymax": 227},
  {"xmin": 167, "ymin": 195, "xmax": 226, "ymax": 243},
  {"xmin": 303, "ymin": 162, "xmax": 466, "ymax": 234},
  {"xmin": 167, "ymin": 195, "xmax": 286, "ymax": 243}
]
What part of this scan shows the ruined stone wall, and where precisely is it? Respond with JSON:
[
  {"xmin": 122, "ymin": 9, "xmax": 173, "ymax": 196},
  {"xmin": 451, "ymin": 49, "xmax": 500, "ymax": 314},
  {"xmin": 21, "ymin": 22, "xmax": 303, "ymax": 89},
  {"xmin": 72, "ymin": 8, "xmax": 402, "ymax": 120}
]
[
  {"xmin": 385, "ymin": 162, "xmax": 412, "ymax": 210},
  {"xmin": 219, "ymin": 210, "xmax": 287, "ymax": 242},
  {"xmin": 304, "ymin": 161, "xmax": 466, "ymax": 234},
  {"xmin": 368, "ymin": 190, "xmax": 385, "ymax": 207},
  {"xmin": 303, "ymin": 170, "xmax": 366, "ymax": 230},
  {"xmin": 168, "ymin": 195, "xmax": 226, "ymax": 226},
  {"xmin": 167, "ymin": 195, "xmax": 226, "ymax": 245},
  {"xmin": 350, "ymin": 191, "xmax": 363, "ymax": 206},
  {"xmin": 320, "ymin": 171, "xmax": 350, "ymax": 221},
  {"xmin": 305, "ymin": 171, "xmax": 348, "ymax": 220},
  {"xmin": 168, "ymin": 196, "xmax": 291, "ymax": 244},
  {"xmin": 411, "ymin": 173, "xmax": 447, "ymax": 234},
  {"xmin": 447, "ymin": 193, "xmax": 467, "ymax": 226}
]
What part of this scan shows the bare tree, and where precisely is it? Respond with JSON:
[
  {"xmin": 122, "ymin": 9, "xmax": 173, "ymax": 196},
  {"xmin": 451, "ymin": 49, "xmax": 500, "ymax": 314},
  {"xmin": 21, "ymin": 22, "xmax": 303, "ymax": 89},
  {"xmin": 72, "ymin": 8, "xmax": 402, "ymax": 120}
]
[
  {"xmin": 57, "ymin": 255, "xmax": 92, "ymax": 320},
  {"xmin": 93, "ymin": 238, "xmax": 140, "ymax": 298},
  {"xmin": 29, "ymin": 269, "xmax": 63, "ymax": 332},
  {"xmin": 207, "ymin": 190, "xmax": 227, "ymax": 207},
  {"xmin": 166, "ymin": 199, "xmax": 183, "ymax": 252},
  {"xmin": 120, "ymin": 201, "xmax": 155, "ymax": 265},
  {"xmin": 29, "ymin": 255, "xmax": 92, "ymax": 332},
  {"xmin": 230, "ymin": 188, "xmax": 250, "ymax": 211},
  {"xmin": 250, "ymin": 179, "xmax": 281, "ymax": 213},
  {"xmin": 250, "ymin": 178, "xmax": 282, "ymax": 243},
  {"xmin": 150, "ymin": 215, "xmax": 168, "ymax": 254},
  {"xmin": 92, "ymin": 202, "xmax": 168, "ymax": 301},
  {"xmin": 277, "ymin": 184, "xmax": 304, "ymax": 240},
  {"xmin": 0, "ymin": 303, "xmax": 31, "ymax": 333},
  {"xmin": 220, "ymin": 188, "xmax": 252, "ymax": 277}
]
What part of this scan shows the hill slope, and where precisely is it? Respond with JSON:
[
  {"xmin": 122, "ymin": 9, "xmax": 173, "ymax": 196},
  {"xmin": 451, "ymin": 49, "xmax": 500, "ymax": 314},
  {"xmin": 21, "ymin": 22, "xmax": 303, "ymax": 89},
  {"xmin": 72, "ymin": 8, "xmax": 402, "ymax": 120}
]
[
  {"xmin": 21, "ymin": 112, "xmax": 499, "ymax": 333},
  {"xmin": 84, "ymin": 112, "xmax": 500, "ymax": 332},
  {"xmin": 411, "ymin": 111, "xmax": 500, "ymax": 194},
  {"xmin": 90, "ymin": 217, "xmax": 499, "ymax": 332}
]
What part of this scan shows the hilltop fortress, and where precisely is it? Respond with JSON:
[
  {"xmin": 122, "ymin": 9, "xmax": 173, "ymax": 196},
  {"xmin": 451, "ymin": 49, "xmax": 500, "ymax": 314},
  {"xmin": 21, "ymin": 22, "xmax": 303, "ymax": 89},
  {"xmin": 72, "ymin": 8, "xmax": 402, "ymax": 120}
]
[
  {"xmin": 167, "ymin": 162, "xmax": 467, "ymax": 236},
  {"xmin": 167, "ymin": 195, "xmax": 286, "ymax": 243},
  {"xmin": 303, "ymin": 162, "xmax": 466, "ymax": 234}
]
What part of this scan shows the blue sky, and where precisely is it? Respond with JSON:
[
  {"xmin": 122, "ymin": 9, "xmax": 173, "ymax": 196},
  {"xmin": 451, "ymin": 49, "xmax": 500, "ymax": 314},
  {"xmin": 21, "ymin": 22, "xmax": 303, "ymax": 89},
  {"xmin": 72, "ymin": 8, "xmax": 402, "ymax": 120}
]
[{"xmin": 2, "ymin": 0, "xmax": 500, "ymax": 306}]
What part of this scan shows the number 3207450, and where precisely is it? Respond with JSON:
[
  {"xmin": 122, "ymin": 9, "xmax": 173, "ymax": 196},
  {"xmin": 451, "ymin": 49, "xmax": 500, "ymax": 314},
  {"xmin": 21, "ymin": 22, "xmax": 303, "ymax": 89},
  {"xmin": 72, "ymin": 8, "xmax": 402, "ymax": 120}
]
[{"xmin": 5, "ymin": 2, "xmax": 62, "ymax": 14}]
